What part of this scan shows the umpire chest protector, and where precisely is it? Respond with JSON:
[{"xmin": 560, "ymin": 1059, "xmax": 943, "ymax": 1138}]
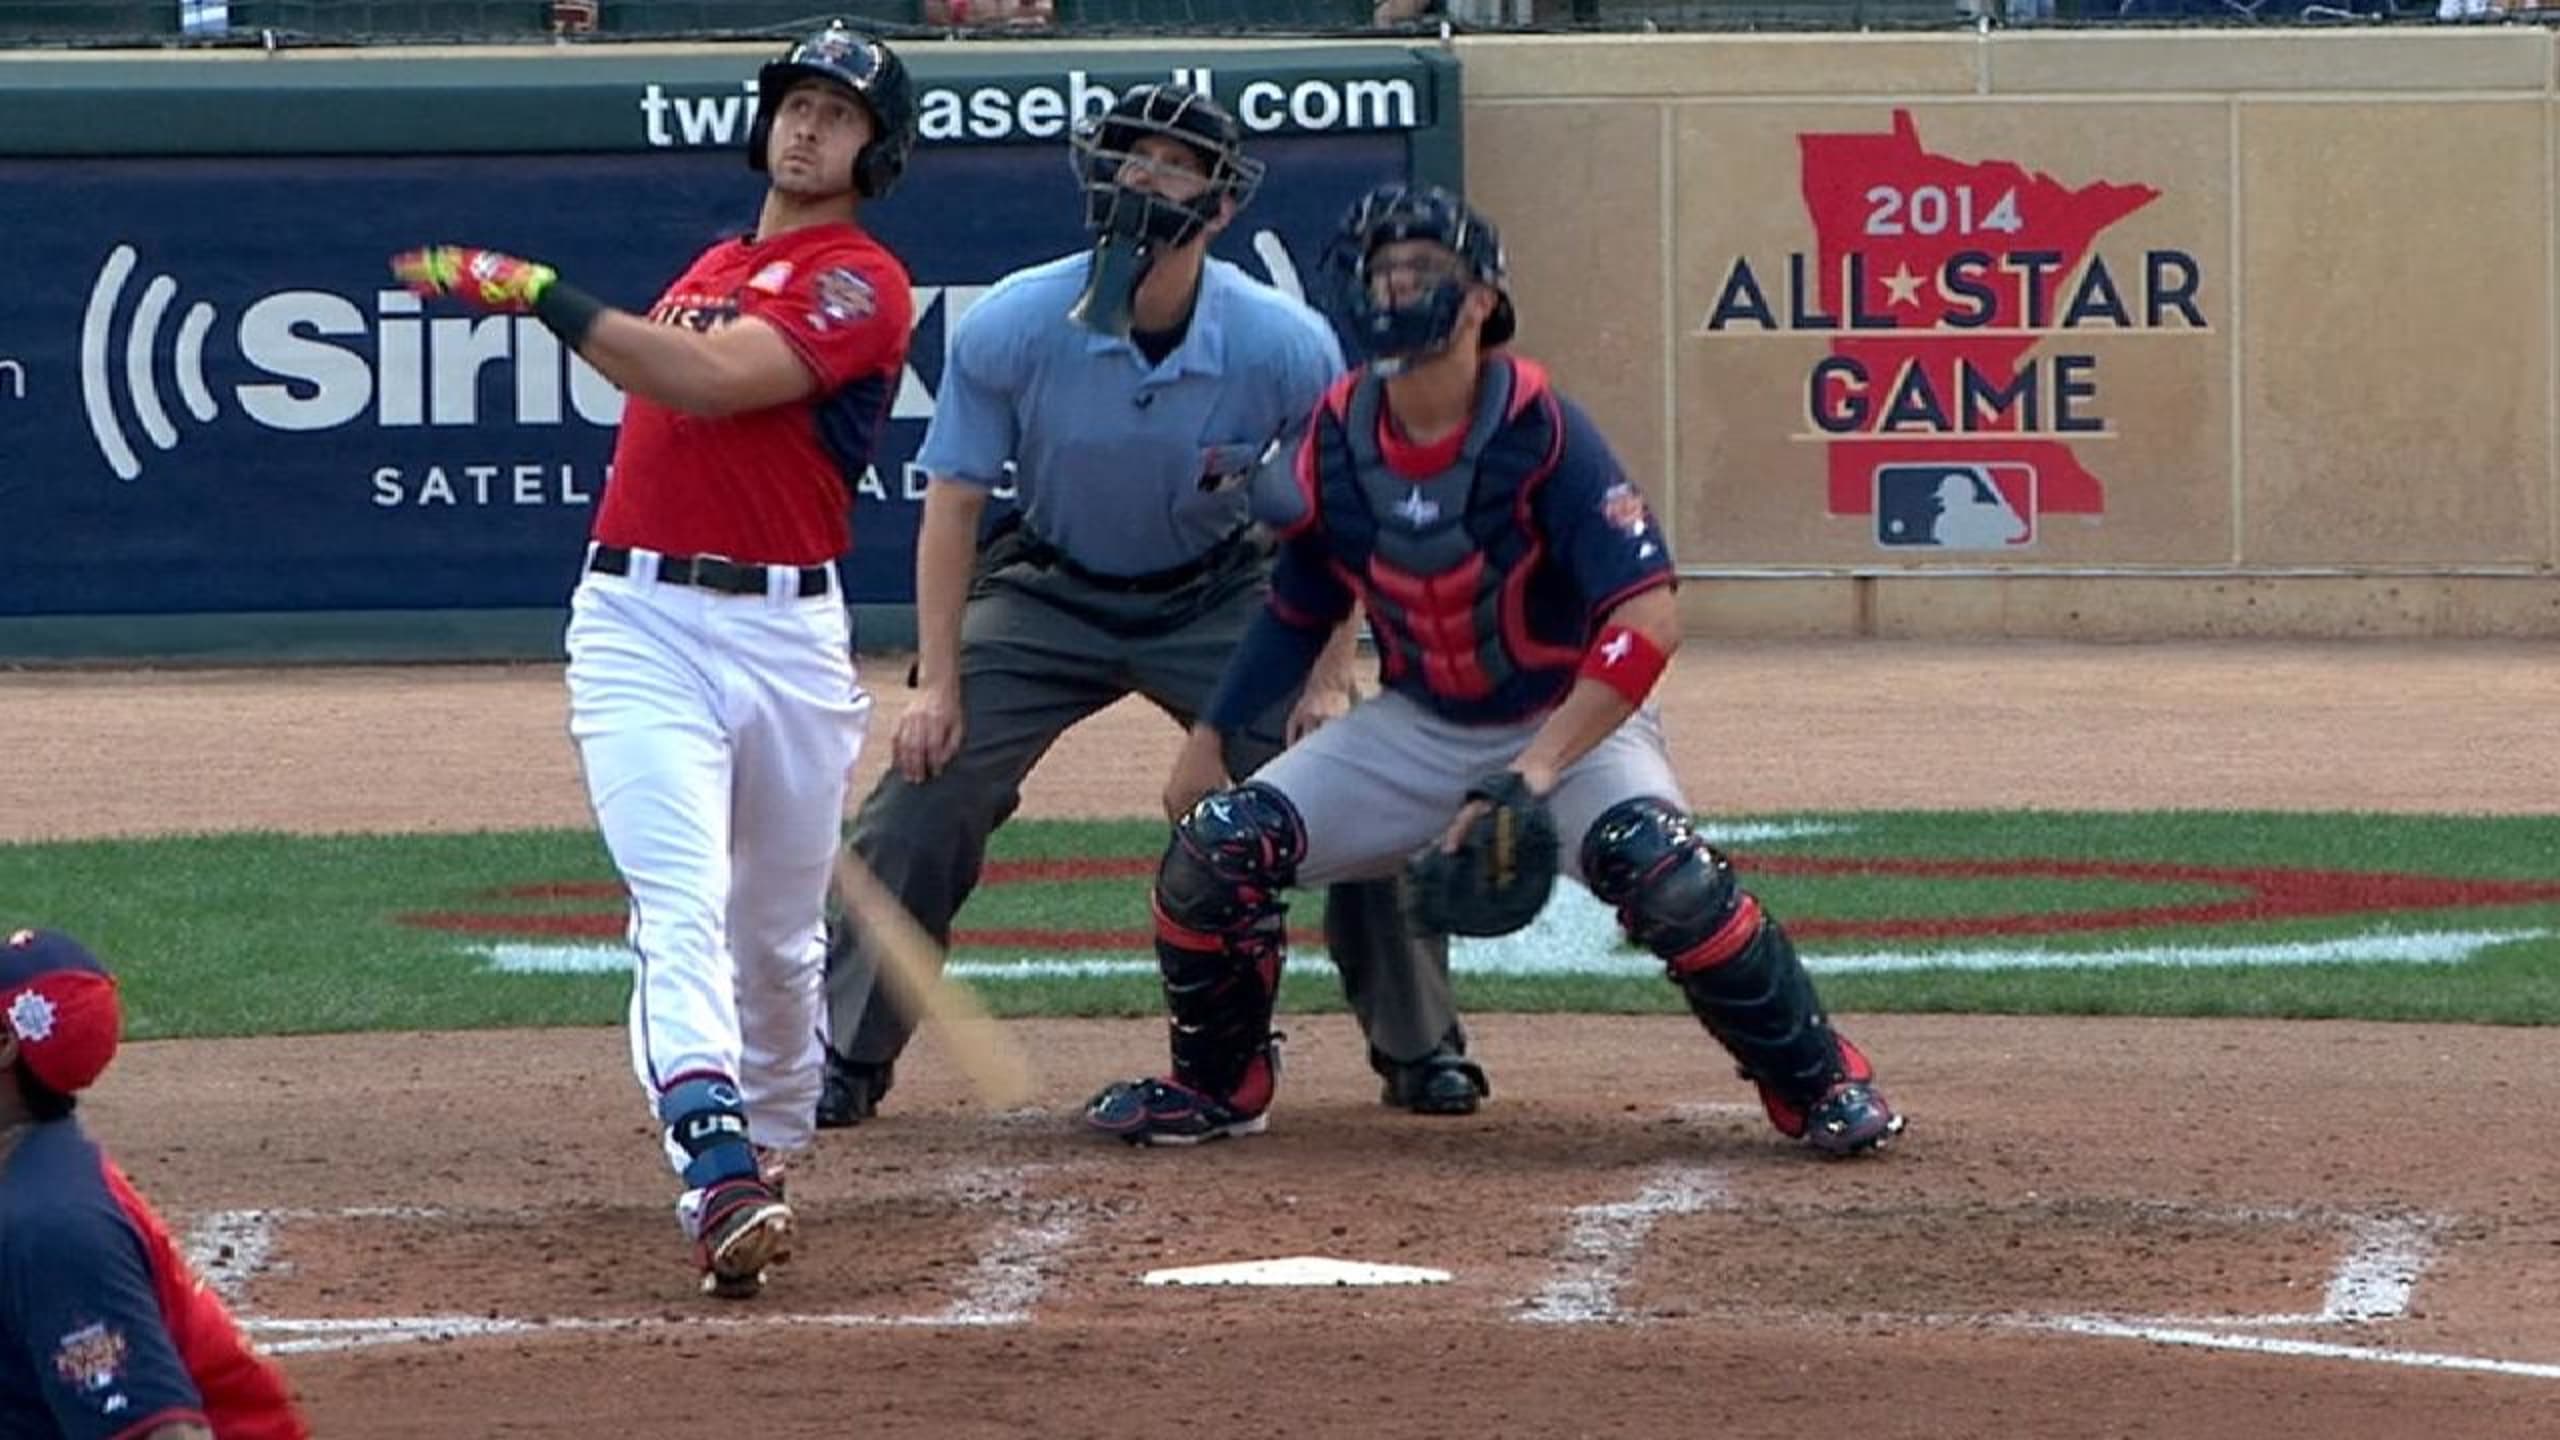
[{"xmin": 1292, "ymin": 355, "xmax": 1581, "ymax": 702}]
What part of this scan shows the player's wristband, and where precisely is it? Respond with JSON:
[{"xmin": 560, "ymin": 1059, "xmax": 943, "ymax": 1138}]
[
  {"xmin": 1577, "ymin": 624, "xmax": 1669, "ymax": 706},
  {"xmin": 1203, "ymin": 608, "xmax": 1333, "ymax": 734},
  {"xmin": 533, "ymin": 281, "xmax": 607, "ymax": 350}
]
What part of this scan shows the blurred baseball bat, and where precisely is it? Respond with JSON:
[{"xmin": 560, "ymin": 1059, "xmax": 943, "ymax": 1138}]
[{"xmin": 830, "ymin": 850, "xmax": 1036, "ymax": 1109}]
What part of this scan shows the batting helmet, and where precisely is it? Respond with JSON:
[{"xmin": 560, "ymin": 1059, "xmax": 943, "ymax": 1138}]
[
  {"xmin": 746, "ymin": 20, "xmax": 919, "ymax": 200},
  {"xmin": 1324, "ymin": 182, "xmax": 1516, "ymax": 370},
  {"xmin": 1069, "ymin": 84, "xmax": 1265, "ymax": 249}
]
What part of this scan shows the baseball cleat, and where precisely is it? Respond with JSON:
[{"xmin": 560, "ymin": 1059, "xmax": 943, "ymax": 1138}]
[
  {"xmin": 1798, "ymin": 1080, "xmax": 1905, "ymax": 1156},
  {"xmin": 815, "ymin": 1054, "xmax": 893, "ymax": 1130},
  {"xmin": 1752, "ymin": 1035, "xmax": 1905, "ymax": 1157},
  {"xmin": 1378, "ymin": 1049, "xmax": 1491, "ymax": 1116},
  {"xmin": 1084, "ymin": 1075, "xmax": 1269, "ymax": 1146},
  {"xmin": 682, "ymin": 1177, "xmax": 795, "ymax": 1298}
]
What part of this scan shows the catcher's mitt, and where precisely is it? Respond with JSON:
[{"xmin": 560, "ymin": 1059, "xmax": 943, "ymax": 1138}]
[{"xmin": 1409, "ymin": 770, "xmax": 1559, "ymax": 938}]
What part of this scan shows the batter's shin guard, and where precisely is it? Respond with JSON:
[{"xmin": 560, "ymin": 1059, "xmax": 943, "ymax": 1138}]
[{"xmin": 658, "ymin": 1075, "xmax": 763, "ymax": 1189}]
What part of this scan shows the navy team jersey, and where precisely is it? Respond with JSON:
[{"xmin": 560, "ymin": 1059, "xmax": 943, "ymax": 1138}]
[
  {"xmin": 0, "ymin": 1118, "xmax": 306, "ymax": 1440},
  {"xmin": 1268, "ymin": 357, "xmax": 1676, "ymax": 726}
]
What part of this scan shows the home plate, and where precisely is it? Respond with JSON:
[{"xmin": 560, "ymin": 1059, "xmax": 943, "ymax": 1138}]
[{"xmin": 1141, "ymin": 1256, "xmax": 1453, "ymax": 1287}]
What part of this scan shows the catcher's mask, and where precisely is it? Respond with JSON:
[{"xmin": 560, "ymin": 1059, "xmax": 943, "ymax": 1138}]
[
  {"xmin": 746, "ymin": 19, "xmax": 919, "ymax": 200},
  {"xmin": 1324, "ymin": 182, "xmax": 1516, "ymax": 375}
]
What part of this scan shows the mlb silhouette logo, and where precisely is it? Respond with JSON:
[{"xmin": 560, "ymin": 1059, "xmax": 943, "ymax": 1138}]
[{"xmin": 1873, "ymin": 463, "xmax": 2036, "ymax": 549}]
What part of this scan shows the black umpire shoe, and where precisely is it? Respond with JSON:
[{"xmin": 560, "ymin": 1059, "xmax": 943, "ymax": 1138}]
[
  {"xmin": 816, "ymin": 1053, "xmax": 894, "ymax": 1129},
  {"xmin": 1376, "ymin": 1040, "xmax": 1491, "ymax": 1116}
]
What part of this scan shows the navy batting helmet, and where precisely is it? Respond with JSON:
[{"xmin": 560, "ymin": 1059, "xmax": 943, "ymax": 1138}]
[
  {"xmin": 1325, "ymin": 183, "xmax": 1516, "ymax": 370},
  {"xmin": 1069, "ymin": 84, "xmax": 1264, "ymax": 249},
  {"xmin": 746, "ymin": 20, "xmax": 918, "ymax": 200}
]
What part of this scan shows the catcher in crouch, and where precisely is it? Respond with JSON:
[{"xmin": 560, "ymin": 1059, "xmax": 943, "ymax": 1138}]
[{"xmin": 1085, "ymin": 182, "xmax": 1905, "ymax": 1155}]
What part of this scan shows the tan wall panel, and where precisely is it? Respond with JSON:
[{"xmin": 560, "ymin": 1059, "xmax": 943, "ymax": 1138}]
[
  {"xmin": 1466, "ymin": 101, "xmax": 1670, "ymax": 524},
  {"xmin": 2239, "ymin": 101, "xmax": 2550, "ymax": 566},
  {"xmin": 1988, "ymin": 30, "xmax": 2548, "ymax": 96},
  {"xmin": 1675, "ymin": 577, "xmax": 1871, "ymax": 639},
  {"xmin": 1680, "ymin": 576, "xmax": 2560, "ymax": 638},
  {"xmin": 1455, "ymin": 34, "xmax": 1977, "ymax": 101},
  {"xmin": 1672, "ymin": 102, "xmax": 2232, "ymax": 568}
]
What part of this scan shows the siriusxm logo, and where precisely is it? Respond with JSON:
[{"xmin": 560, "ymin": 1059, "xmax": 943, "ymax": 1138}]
[
  {"xmin": 76, "ymin": 234, "xmax": 1310, "ymax": 485},
  {"xmin": 80, "ymin": 244, "xmax": 622, "ymax": 482}
]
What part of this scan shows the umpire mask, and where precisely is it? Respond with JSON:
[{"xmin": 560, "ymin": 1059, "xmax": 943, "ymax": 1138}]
[{"xmin": 1065, "ymin": 85, "xmax": 1263, "ymax": 337}]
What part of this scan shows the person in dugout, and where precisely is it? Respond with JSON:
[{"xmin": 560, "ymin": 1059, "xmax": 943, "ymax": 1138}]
[{"xmin": 0, "ymin": 928, "xmax": 310, "ymax": 1439}]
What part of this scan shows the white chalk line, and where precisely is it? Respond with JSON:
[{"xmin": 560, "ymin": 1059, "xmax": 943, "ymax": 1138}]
[
  {"xmin": 927, "ymin": 1164, "xmax": 1084, "ymax": 1326},
  {"xmin": 183, "ymin": 1211, "xmax": 278, "ymax": 1307},
  {"xmin": 2030, "ymin": 1320, "xmax": 2560, "ymax": 1381},
  {"xmin": 1518, "ymin": 1165, "xmax": 1730, "ymax": 1325},
  {"xmin": 247, "ymin": 1308, "xmax": 1034, "ymax": 1357},
  {"xmin": 482, "ymin": 921, "xmax": 2554, "ymax": 979}
]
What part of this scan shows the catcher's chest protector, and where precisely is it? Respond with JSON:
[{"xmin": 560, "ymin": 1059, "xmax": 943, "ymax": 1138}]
[{"xmin": 1316, "ymin": 358, "xmax": 1570, "ymax": 701}]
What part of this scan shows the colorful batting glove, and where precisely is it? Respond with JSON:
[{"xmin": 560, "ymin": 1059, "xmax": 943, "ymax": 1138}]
[{"xmin": 389, "ymin": 245, "xmax": 559, "ymax": 314}]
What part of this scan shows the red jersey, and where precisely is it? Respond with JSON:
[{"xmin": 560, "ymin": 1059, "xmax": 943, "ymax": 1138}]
[
  {"xmin": 592, "ymin": 220, "xmax": 913, "ymax": 566},
  {"xmin": 1, "ymin": 1119, "xmax": 307, "ymax": 1440}
]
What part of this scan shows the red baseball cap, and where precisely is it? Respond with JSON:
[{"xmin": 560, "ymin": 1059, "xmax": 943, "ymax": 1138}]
[{"xmin": 0, "ymin": 929, "xmax": 122, "ymax": 1095}]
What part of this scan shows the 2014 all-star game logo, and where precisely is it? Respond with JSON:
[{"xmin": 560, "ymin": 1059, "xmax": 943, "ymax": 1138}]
[{"xmin": 1700, "ymin": 110, "xmax": 2211, "ymax": 550}]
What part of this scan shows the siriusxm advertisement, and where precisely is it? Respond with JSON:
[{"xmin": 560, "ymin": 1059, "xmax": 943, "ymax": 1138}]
[{"xmin": 0, "ymin": 70, "xmax": 1421, "ymax": 617}]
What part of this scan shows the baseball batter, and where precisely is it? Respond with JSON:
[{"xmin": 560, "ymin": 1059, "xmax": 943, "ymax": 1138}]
[
  {"xmin": 816, "ymin": 85, "xmax": 1492, "ymax": 1131},
  {"xmin": 1088, "ymin": 185, "xmax": 1906, "ymax": 1154},
  {"xmin": 0, "ymin": 929, "xmax": 309, "ymax": 1439},
  {"xmin": 390, "ymin": 21, "xmax": 919, "ymax": 1296}
]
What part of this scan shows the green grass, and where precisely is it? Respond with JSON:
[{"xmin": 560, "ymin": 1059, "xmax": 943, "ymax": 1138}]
[{"xmin": 1, "ymin": 810, "xmax": 2554, "ymax": 1040}]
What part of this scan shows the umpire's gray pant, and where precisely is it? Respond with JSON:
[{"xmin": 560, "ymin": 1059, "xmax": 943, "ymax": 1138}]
[{"xmin": 824, "ymin": 537, "xmax": 1461, "ymax": 1074}]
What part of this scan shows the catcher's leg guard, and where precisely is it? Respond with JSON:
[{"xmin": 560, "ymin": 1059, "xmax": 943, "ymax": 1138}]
[
  {"xmin": 1086, "ymin": 784, "xmax": 1300, "ymax": 1144},
  {"xmin": 1581, "ymin": 799, "xmax": 1903, "ymax": 1155}
]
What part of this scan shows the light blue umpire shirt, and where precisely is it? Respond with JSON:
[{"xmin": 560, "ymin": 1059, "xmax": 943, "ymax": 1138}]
[{"xmin": 916, "ymin": 249, "xmax": 1347, "ymax": 578}]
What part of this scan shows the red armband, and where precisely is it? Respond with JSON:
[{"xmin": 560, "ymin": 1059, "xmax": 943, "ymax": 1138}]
[{"xmin": 1577, "ymin": 624, "xmax": 1669, "ymax": 705}]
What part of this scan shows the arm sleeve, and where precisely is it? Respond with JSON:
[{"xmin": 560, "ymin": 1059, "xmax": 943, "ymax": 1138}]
[
  {"xmin": 1539, "ymin": 399, "xmax": 1677, "ymax": 619},
  {"xmin": 7, "ymin": 1207, "xmax": 206, "ymax": 1440},
  {"xmin": 1202, "ymin": 535, "xmax": 1357, "ymax": 733},
  {"xmin": 739, "ymin": 249, "xmax": 913, "ymax": 393},
  {"xmin": 912, "ymin": 293, "xmax": 1020, "ymax": 489}
]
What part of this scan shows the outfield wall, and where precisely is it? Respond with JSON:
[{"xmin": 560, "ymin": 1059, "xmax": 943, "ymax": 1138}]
[
  {"xmin": 5, "ymin": 30, "xmax": 2559, "ymax": 657},
  {"xmin": 1461, "ymin": 29, "xmax": 2560, "ymax": 637}
]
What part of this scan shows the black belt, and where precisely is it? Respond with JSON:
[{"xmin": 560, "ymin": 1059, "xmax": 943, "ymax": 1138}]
[
  {"xmin": 587, "ymin": 545, "xmax": 832, "ymax": 599},
  {"xmin": 1014, "ymin": 527, "xmax": 1248, "ymax": 595}
]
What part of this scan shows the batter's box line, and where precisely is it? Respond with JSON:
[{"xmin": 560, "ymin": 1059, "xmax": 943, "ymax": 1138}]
[
  {"xmin": 184, "ymin": 1207, "xmax": 451, "ymax": 1306},
  {"xmin": 1513, "ymin": 1181, "xmax": 2559, "ymax": 1382},
  {"xmin": 241, "ymin": 1307, "xmax": 1036, "ymax": 1358},
  {"xmin": 1983, "ymin": 1209, "xmax": 2449, "ymax": 1334},
  {"xmin": 2008, "ymin": 1212, "xmax": 2560, "ymax": 1383},
  {"xmin": 198, "ymin": 1165, "xmax": 1090, "ymax": 1349},
  {"xmin": 236, "ymin": 1207, "xmax": 1080, "ymax": 1359}
]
